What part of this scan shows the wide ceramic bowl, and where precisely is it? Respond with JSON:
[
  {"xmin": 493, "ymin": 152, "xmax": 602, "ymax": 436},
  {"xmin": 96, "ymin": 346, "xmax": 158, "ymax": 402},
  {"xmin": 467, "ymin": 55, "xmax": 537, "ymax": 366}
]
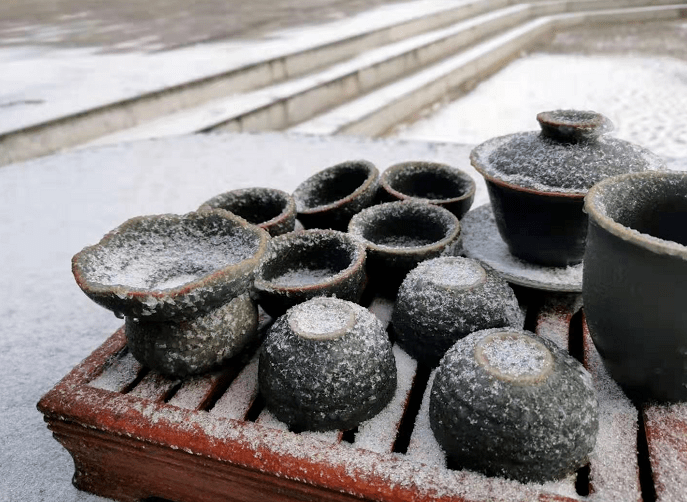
[
  {"xmin": 348, "ymin": 201, "xmax": 460, "ymax": 291},
  {"xmin": 392, "ymin": 257, "xmax": 523, "ymax": 367},
  {"xmin": 258, "ymin": 297, "xmax": 397, "ymax": 431},
  {"xmin": 199, "ymin": 187, "xmax": 296, "ymax": 236},
  {"xmin": 584, "ymin": 171, "xmax": 687, "ymax": 403},
  {"xmin": 379, "ymin": 161, "xmax": 476, "ymax": 218},
  {"xmin": 72, "ymin": 209, "xmax": 270, "ymax": 320},
  {"xmin": 126, "ymin": 294, "xmax": 258, "ymax": 377},
  {"xmin": 293, "ymin": 160, "xmax": 379, "ymax": 230},
  {"xmin": 470, "ymin": 110, "xmax": 664, "ymax": 266},
  {"xmin": 430, "ymin": 328, "xmax": 598, "ymax": 483},
  {"xmin": 253, "ymin": 229, "xmax": 367, "ymax": 317}
]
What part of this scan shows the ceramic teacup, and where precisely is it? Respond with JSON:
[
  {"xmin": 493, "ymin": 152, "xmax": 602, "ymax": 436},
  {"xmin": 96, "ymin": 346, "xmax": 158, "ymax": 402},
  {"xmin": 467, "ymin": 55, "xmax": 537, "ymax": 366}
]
[{"xmin": 584, "ymin": 171, "xmax": 687, "ymax": 403}]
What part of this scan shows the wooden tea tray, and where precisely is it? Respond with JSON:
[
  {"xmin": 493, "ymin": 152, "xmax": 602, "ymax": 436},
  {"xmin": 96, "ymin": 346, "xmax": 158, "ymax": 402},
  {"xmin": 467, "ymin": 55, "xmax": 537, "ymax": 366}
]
[{"xmin": 38, "ymin": 292, "xmax": 687, "ymax": 502}]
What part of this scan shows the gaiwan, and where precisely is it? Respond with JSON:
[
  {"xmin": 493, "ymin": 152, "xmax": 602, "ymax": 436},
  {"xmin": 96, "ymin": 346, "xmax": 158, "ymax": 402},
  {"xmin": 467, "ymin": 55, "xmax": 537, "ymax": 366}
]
[
  {"xmin": 470, "ymin": 110, "xmax": 665, "ymax": 266},
  {"xmin": 258, "ymin": 297, "xmax": 397, "ymax": 431},
  {"xmin": 430, "ymin": 328, "xmax": 599, "ymax": 483},
  {"xmin": 72, "ymin": 210, "xmax": 269, "ymax": 376}
]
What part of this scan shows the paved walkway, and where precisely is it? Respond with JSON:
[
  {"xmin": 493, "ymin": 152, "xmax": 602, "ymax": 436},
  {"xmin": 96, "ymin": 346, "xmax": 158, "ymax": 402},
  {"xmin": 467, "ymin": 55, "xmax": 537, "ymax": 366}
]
[{"xmin": 0, "ymin": 0, "xmax": 417, "ymax": 51}]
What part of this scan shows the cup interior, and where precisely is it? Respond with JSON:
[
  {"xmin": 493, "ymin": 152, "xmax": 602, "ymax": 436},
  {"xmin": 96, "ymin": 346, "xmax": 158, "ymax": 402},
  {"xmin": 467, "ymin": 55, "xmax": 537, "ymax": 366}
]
[
  {"xmin": 386, "ymin": 164, "xmax": 473, "ymax": 201},
  {"xmin": 259, "ymin": 234, "xmax": 358, "ymax": 287},
  {"xmin": 209, "ymin": 189, "xmax": 290, "ymax": 225},
  {"xmin": 592, "ymin": 173, "xmax": 687, "ymax": 247},
  {"xmin": 356, "ymin": 205, "xmax": 454, "ymax": 248}
]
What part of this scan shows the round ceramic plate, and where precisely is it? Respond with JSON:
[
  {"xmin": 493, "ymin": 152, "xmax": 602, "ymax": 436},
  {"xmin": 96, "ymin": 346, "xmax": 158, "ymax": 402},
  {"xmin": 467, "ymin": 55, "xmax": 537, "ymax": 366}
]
[{"xmin": 458, "ymin": 205, "xmax": 583, "ymax": 292}]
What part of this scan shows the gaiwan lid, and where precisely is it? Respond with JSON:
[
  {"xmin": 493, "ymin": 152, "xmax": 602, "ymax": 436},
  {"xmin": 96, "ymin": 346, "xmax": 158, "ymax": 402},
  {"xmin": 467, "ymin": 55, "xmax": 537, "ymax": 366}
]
[{"xmin": 470, "ymin": 110, "xmax": 665, "ymax": 196}]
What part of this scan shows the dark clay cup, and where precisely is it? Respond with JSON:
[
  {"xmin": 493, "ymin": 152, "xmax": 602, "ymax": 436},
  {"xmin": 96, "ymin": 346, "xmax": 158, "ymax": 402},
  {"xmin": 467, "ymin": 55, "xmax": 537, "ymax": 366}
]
[
  {"xmin": 72, "ymin": 209, "xmax": 270, "ymax": 321},
  {"xmin": 347, "ymin": 201, "xmax": 460, "ymax": 292},
  {"xmin": 584, "ymin": 171, "xmax": 687, "ymax": 403},
  {"xmin": 199, "ymin": 187, "xmax": 296, "ymax": 236},
  {"xmin": 292, "ymin": 160, "xmax": 379, "ymax": 230},
  {"xmin": 125, "ymin": 294, "xmax": 258, "ymax": 377},
  {"xmin": 253, "ymin": 229, "xmax": 367, "ymax": 317},
  {"xmin": 486, "ymin": 180, "xmax": 586, "ymax": 266},
  {"xmin": 379, "ymin": 161, "xmax": 476, "ymax": 219}
]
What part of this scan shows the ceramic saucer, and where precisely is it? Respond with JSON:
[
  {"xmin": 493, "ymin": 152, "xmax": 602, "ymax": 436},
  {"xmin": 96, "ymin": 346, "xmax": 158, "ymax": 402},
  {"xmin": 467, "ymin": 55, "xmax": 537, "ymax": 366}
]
[{"xmin": 458, "ymin": 205, "xmax": 583, "ymax": 292}]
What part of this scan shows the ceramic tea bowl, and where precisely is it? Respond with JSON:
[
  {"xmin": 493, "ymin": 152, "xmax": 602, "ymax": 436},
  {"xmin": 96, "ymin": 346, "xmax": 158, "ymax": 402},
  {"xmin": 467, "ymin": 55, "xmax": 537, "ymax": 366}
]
[
  {"xmin": 126, "ymin": 294, "xmax": 258, "ymax": 377},
  {"xmin": 430, "ymin": 328, "xmax": 598, "ymax": 483},
  {"xmin": 199, "ymin": 187, "xmax": 296, "ymax": 236},
  {"xmin": 253, "ymin": 229, "xmax": 367, "ymax": 317},
  {"xmin": 258, "ymin": 297, "xmax": 397, "ymax": 431},
  {"xmin": 72, "ymin": 209, "xmax": 270, "ymax": 320},
  {"xmin": 470, "ymin": 110, "xmax": 664, "ymax": 266},
  {"xmin": 379, "ymin": 161, "xmax": 476, "ymax": 218},
  {"xmin": 292, "ymin": 160, "xmax": 379, "ymax": 230},
  {"xmin": 392, "ymin": 257, "xmax": 523, "ymax": 367},
  {"xmin": 348, "ymin": 200, "xmax": 460, "ymax": 291},
  {"xmin": 584, "ymin": 171, "xmax": 687, "ymax": 403}
]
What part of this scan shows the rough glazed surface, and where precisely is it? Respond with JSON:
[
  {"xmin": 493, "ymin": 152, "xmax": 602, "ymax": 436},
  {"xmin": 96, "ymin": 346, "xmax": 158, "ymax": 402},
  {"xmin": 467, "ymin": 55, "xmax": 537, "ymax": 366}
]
[
  {"xmin": 392, "ymin": 257, "xmax": 523, "ymax": 367},
  {"xmin": 430, "ymin": 328, "xmax": 599, "ymax": 483},
  {"xmin": 471, "ymin": 131, "xmax": 664, "ymax": 195},
  {"xmin": 72, "ymin": 209, "xmax": 269, "ymax": 320},
  {"xmin": 126, "ymin": 293, "xmax": 258, "ymax": 377},
  {"xmin": 259, "ymin": 297, "xmax": 397, "ymax": 431},
  {"xmin": 293, "ymin": 160, "xmax": 379, "ymax": 230},
  {"xmin": 253, "ymin": 229, "xmax": 367, "ymax": 316},
  {"xmin": 199, "ymin": 187, "xmax": 296, "ymax": 236}
]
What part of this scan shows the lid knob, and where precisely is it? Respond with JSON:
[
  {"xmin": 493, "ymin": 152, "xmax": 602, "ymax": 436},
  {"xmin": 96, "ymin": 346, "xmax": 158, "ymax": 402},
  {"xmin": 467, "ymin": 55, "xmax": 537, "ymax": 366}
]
[{"xmin": 537, "ymin": 110, "xmax": 613, "ymax": 143}]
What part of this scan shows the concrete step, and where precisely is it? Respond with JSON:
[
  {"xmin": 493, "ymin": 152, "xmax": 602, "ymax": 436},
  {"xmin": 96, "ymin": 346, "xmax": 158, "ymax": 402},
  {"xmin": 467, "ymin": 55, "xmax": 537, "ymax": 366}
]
[
  {"xmin": 291, "ymin": 3, "xmax": 687, "ymax": 137},
  {"xmin": 84, "ymin": 4, "xmax": 533, "ymax": 147}
]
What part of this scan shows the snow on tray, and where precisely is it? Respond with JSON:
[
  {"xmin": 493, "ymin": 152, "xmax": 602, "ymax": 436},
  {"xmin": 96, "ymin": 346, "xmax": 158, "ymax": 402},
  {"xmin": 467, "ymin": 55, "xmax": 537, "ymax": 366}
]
[
  {"xmin": 210, "ymin": 353, "xmax": 260, "ymax": 420},
  {"xmin": 643, "ymin": 402, "xmax": 687, "ymax": 502},
  {"xmin": 582, "ymin": 318, "xmax": 641, "ymax": 502},
  {"xmin": 355, "ymin": 345, "xmax": 417, "ymax": 454},
  {"xmin": 167, "ymin": 370, "xmax": 225, "ymax": 410},
  {"xmin": 89, "ymin": 348, "xmax": 142, "ymax": 392}
]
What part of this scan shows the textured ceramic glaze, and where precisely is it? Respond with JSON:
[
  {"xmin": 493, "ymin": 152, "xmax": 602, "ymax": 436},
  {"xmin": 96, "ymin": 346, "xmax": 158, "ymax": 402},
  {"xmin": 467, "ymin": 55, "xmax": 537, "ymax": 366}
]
[
  {"xmin": 72, "ymin": 210, "xmax": 270, "ymax": 320},
  {"xmin": 379, "ymin": 161, "xmax": 475, "ymax": 218},
  {"xmin": 584, "ymin": 171, "xmax": 687, "ymax": 403},
  {"xmin": 126, "ymin": 294, "xmax": 258, "ymax": 377},
  {"xmin": 258, "ymin": 297, "xmax": 397, "ymax": 431},
  {"xmin": 470, "ymin": 110, "xmax": 665, "ymax": 266},
  {"xmin": 430, "ymin": 328, "xmax": 599, "ymax": 483},
  {"xmin": 293, "ymin": 160, "xmax": 379, "ymax": 230},
  {"xmin": 253, "ymin": 229, "xmax": 367, "ymax": 317},
  {"xmin": 199, "ymin": 187, "xmax": 296, "ymax": 236},
  {"xmin": 392, "ymin": 257, "xmax": 523, "ymax": 367},
  {"xmin": 348, "ymin": 200, "xmax": 460, "ymax": 291}
]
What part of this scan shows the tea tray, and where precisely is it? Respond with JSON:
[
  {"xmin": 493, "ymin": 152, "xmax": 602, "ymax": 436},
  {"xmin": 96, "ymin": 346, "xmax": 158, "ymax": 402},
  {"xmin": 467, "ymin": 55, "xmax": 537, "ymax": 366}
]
[{"xmin": 38, "ymin": 292, "xmax": 687, "ymax": 502}]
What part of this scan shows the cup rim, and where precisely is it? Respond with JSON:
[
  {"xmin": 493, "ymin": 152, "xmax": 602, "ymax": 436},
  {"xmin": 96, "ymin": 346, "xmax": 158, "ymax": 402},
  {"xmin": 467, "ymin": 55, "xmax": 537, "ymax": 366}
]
[
  {"xmin": 293, "ymin": 160, "xmax": 379, "ymax": 215},
  {"xmin": 585, "ymin": 171, "xmax": 687, "ymax": 260},
  {"xmin": 380, "ymin": 161, "xmax": 476, "ymax": 204}
]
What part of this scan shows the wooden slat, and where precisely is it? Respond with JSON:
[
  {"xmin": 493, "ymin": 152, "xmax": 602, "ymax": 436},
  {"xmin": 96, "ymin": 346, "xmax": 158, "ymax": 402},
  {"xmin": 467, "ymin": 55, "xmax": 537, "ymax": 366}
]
[
  {"xmin": 128, "ymin": 371, "xmax": 180, "ymax": 401},
  {"xmin": 210, "ymin": 354, "xmax": 260, "ymax": 420},
  {"xmin": 535, "ymin": 293, "xmax": 581, "ymax": 349},
  {"xmin": 405, "ymin": 369, "xmax": 445, "ymax": 467},
  {"xmin": 167, "ymin": 369, "xmax": 226, "ymax": 410},
  {"xmin": 355, "ymin": 345, "xmax": 417, "ymax": 454},
  {"xmin": 643, "ymin": 402, "xmax": 687, "ymax": 501},
  {"xmin": 582, "ymin": 315, "xmax": 642, "ymax": 502},
  {"xmin": 88, "ymin": 348, "xmax": 144, "ymax": 393}
]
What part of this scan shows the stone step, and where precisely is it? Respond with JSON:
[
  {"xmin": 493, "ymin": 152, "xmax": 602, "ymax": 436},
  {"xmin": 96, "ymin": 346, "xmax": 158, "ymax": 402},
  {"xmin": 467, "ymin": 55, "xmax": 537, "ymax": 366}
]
[{"xmin": 291, "ymin": 3, "xmax": 687, "ymax": 138}]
